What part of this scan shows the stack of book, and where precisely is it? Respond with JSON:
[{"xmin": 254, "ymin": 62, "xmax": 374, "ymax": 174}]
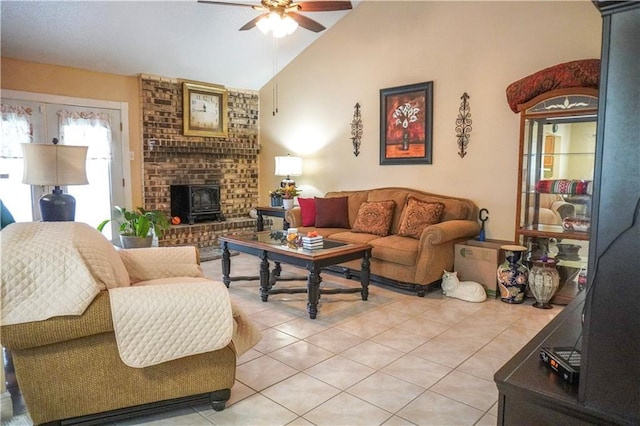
[{"xmin": 301, "ymin": 236, "xmax": 323, "ymax": 250}]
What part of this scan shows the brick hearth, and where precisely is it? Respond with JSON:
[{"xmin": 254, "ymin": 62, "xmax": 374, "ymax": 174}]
[{"xmin": 140, "ymin": 74, "xmax": 261, "ymax": 247}]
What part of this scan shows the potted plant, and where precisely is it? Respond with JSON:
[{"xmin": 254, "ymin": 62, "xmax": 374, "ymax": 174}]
[
  {"xmin": 98, "ymin": 206, "xmax": 170, "ymax": 248},
  {"xmin": 269, "ymin": 188, "xmax": 284, "ymax": 207},
  {"xmin": 281, "ymin": 184, "xmax": 301, "ymax": 210}
]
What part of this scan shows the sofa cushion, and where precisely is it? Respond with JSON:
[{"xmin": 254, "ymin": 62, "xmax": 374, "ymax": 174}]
[
  {"xmin": 298, "ymin": 197, "xmax": 316, "ymax": 227},
  {"xmin": 407, "ymin": 194, "xmax": 467, "ymax": 222},
  {"xmin": 398, "ymin": 197, "xmax": 445, "ymax": 239},
  {"xmin": 315, "ymin": 196, "xmax": 350, "ymax": 228},
  {"xmin": 329, "ymin": 231, "xmax": 383, "ymax": 244},
  {"xmin": 369, "ymin": 235, "xmax": 419, "ymax": 266},
  {"xmin": 325, "ymin": 191, "xmax": 369, "ymax": 228},
  {"xmin": 367, "ymin": 189, "xmax": 408, "ymax": 234},
  {"xmin": 351, "ymin": 200, "xmax": 396, "ymax": 237}
]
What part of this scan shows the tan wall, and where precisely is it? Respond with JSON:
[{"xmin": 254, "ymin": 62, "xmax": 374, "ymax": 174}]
[
  {"xmin": 258, "ymin": 1, "xmax": 602, "ymax": 241},
  {"xmin": 1, "ymin": 58, "xmax": 143, "ymax": 207}
]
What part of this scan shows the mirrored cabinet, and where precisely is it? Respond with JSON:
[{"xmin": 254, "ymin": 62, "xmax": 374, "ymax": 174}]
[{"xmin": 515, "ymin": 88, "xmax": 598, "ymax": 302}]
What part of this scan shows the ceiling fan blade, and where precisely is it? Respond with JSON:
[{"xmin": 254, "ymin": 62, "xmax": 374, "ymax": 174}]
[
  {"xmin": 289, "ymin": 13, "xmax": 325, "ymax": 32},
  {"xmin": 297, "ymin": 1, "xmax": 352, "ymax": 12},
  {"xmin": 197, "ymin": 1, "xmax": 257, "ymax": 8},
  {"xmin": 239, "ymin": 12, "xmax": 269, "ymax": 31}
]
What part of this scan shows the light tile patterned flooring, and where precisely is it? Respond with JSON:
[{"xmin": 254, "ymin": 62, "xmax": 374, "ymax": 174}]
[{"xmin": 4, "ymin": 253, "xmax": 562, "ymax": 426}]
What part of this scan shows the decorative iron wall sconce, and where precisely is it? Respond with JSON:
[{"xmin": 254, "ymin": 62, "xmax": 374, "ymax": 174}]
[
  {"xmin": 455, "ymin": 92, "xmax": 472, "ymax": 158},
  {"xmin": 350, "ymin": 102, "xmax": 363, "ymax": 157}
]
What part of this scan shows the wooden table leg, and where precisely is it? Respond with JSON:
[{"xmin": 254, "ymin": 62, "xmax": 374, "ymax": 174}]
[
  {"xmin": 360, "ymin": 250, "xmax": 371, "ymax": 301},
  {"xmin": 307, "ymin": 266, "xmax": 321, "ymax": 319},
  {"xmin": 256, "ymin": 212, "xmax": 265, "ymax": 231},
  {"xmin": 221, "ymin": 242, "xmax": 231, "ymax": 288},
  {"xmin": 259, "ymin": 252, "xmax": 270, "ymax": 302}
]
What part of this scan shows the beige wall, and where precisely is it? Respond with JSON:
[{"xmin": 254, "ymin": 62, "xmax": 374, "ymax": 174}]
[
  {"xmin": 1, "ymin": 58, "xmax": 143, "ymax": 207},
  {"xmin": 258, "ymin": 1, "xmax": 602, "ymax": 241}
]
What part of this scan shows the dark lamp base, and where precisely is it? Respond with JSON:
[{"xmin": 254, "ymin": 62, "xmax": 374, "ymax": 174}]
[{"xmin": 40, "ymin": 189, "xmax": 76, "ymax": 221}]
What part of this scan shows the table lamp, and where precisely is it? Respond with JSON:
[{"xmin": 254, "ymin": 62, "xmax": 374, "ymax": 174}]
[
  {"xmin": 21, "ymin": 139, "xmax": 88, "ymax": 221},
  {"xmin": 275, "ymin": 154, "xmax": 302, "ymax": 187}
]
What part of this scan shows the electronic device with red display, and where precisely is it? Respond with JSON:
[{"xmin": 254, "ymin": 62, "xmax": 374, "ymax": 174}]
[{"xmin": 540, "ymin": 346, "xmax": 581, "ymax": 384}]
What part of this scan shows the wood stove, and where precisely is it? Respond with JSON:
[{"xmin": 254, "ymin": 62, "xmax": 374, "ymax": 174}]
[{"xmin": 171, "ymin": 184, "xmax": 224, "ymax": 224}]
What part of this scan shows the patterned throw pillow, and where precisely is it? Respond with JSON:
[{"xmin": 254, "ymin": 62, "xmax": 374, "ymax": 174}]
[
  {"xmin": 352, "ymin": 200, "xmax": 396, "ymax": 237},
  {"xmin": 315, "ymin": 196, "xmax": 350, "ymax": 228},
  {"xmin": 397, "ymin": 197, "xmax": 445, "ymax": 239}
]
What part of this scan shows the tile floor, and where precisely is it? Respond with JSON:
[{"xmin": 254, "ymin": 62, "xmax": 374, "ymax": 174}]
[{"xmin": 3, "ymin": 253, "xmax": 562, "ymax": 426}]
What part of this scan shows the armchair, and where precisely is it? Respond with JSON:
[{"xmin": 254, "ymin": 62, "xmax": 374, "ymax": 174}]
[
  {"xmin": 534, "ymin": 193, "xmax": 576, "ymax": 225},
  {"xmin": 1, "ymin": 222, "xmax": 260, "ymax": 425}
]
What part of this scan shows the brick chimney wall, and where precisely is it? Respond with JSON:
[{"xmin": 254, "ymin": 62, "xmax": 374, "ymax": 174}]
[{"xmin": 140, "ymin": 74, "xmax": 263, "ymax": 247}]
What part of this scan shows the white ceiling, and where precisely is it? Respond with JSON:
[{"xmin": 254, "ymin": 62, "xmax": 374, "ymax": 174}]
[{"xmin": 1, "ymin": 1, "xmax": 356, "ymax": 91}]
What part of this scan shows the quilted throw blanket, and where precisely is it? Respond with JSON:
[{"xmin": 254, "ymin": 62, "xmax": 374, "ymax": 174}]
[
  {"xmin": 109, "ymin": 278, "xmax": 234, "ymax": 368},
  {"xmin": 1, "ymin": 222, "xmax": 129, "ymax": 326}
]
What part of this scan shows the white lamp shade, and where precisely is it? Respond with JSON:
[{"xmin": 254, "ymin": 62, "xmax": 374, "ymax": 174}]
[
  {"xmin": 21, "ymin": 143, "xmax": 89, "ymax": 186},
  {"xmin": 275, "ymin": 155, "xmax": 302, "ymax": 177}
]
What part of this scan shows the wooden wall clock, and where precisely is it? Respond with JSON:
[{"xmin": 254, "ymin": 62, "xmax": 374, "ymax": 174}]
[{"xmin": 182, "ymin": 81, "xmax": 228, "ymax": 137}]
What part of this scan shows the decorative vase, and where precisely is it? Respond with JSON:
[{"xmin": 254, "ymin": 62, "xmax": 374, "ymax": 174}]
[
  {"xmin": 529, "ymin": 258, "xmax": 560, "ymax": 309},
  {"xmin": 401, "ymin": 131, "xmax": 409, "ymax": 150},
  {"xmin": 282, "ymin": 198, "xmax": 294, "ymax": 210},
  {"xmin": 497, "ymin": 245, "xmax": 529, "ymax": 304}
]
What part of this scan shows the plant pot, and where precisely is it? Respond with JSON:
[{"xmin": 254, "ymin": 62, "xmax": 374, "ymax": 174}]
[
  {"xmin": 282, "ymin": 199, "xmax": 294, "ymax": 210},
  {"xmin": 120, "ymin": 234, "xmax": 153, "ymax": 249},
  {"xmin": 270, "ymin": 195, "xmax": 283, "ymax": 207}
]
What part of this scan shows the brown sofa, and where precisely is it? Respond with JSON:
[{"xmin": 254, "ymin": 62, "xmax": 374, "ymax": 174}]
[
  {"xmin": 1, "ymin": 222, "xmax": 261, "ymax": 425},
  {"xmin": 285, "ymin": 187, "xmax": 481, "ymax": 296}
]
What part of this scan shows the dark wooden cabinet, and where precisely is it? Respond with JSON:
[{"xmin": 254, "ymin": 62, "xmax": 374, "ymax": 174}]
[{"xmin": 495, "ymin": 2, "xmax": 640, "ymax": 424}]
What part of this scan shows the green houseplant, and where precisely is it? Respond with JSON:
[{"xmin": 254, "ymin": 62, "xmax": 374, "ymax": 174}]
[{"xmin": 98, "ymin": 206, "xmax": 170, "ymax": 248}]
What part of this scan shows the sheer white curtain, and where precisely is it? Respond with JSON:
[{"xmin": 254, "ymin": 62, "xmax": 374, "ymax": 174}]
[
  {"xmin": 59, "ymin": 110, "xmax": 113, "ymax": 231},
  {"xmin": 0, "ymin": 104, "xmax": 34, "ymax": 221}
]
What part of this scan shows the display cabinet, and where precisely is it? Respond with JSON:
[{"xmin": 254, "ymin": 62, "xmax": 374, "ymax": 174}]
[
  {"xmin": 515, "ymin": 88, "xmax": 598, "ymax": 303},
  {"xmin": 496, "ymin": 3, "xmax": 640, "ymax": 423}
]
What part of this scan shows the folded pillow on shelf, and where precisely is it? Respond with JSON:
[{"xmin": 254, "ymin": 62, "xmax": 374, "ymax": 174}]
[{"xmin": 535, "ymin": 179, "xmax": 593, "ymax": 195}]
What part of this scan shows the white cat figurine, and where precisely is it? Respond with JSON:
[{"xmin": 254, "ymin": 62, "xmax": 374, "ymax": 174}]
[{"xmin": 441, "ymin": 270, "xmax": 487, "ymax": 303}]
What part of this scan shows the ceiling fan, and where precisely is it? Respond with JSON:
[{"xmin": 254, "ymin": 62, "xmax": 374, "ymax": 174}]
[{"xmin": 198, "ymin": 0, "xmax": 353, "ymax": 35}]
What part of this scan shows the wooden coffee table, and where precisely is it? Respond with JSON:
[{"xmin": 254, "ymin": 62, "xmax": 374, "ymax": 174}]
[{"xmin": 219, "ymin": 231, "xmax": 372, "ymax": 319}]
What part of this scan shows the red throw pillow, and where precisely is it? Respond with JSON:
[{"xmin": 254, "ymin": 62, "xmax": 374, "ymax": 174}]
[
  {"xmin": 297, "ymin": 197, "xmax": 316, "ymax": 227},
  {"xmin": 315, "ymin": 196, "xmax": 350, "ymax": 228}
]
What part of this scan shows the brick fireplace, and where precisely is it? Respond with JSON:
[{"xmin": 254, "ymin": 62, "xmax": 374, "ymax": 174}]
[{"xmin": 140, "ymin": 74, "xmax": 262, "ymax": 247}]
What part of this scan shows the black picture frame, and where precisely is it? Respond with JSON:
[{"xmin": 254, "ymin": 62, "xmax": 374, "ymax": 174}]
[{"xmin": 380, "ymin": 81, "xmax": 433, "ymax": 165}]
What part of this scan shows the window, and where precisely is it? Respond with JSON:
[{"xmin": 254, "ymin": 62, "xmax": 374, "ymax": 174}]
[{"xmin": 0, "ymin": 91, "xmax": 130, "ymax": 240}]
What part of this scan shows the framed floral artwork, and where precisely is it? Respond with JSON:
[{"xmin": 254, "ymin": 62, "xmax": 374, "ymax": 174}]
[
  {"xmin": 182, "ymin": 81, "xmax": 228, "ymax": 137},
  {"xmin": 379, "ymin": 81, "xmax": 433, "ymax": 165}
]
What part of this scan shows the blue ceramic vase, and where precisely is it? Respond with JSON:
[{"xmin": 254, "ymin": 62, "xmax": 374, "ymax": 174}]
[{"xmin": 497, "ymin": 245, "xmax": 529, "ymax": 304}]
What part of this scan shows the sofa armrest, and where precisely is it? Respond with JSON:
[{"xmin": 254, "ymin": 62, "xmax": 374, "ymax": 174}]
[
  {"xmin": 285, "ymin": 207, "xmax": 303, "ymax": 228},
  {"xmin": 420, "ymin": 220, "xmax": 481, "ymax": 246},
  {"xmin": 118, "ymin": 246, "xmax": 204, "ymax": 283},
  {"xmin": 551, "ymin": 200, "xmax": 576, "ymax": 219},
  {"xmin": 412, "ymin": 220, "xmax": 481, "ymax": 284},
  {"xmin": 0, "ymin": 291, "xmax": 113, "ymax": 351}
]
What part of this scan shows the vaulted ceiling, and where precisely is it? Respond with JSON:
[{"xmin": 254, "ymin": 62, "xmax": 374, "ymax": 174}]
[{"xmin": 1, "ymin": 1, "xmax": 356, "ymax": 91}]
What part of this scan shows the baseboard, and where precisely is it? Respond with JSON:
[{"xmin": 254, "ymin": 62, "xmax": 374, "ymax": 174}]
[{"xmin": 0, "ymin": 390, "xmax": 13, "ymax": 420}]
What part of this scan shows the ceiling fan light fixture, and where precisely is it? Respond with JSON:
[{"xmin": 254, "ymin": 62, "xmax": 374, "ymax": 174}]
[{"xmin": 256, "ymin": 12, "xmax": 298, "ymax": 37}]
